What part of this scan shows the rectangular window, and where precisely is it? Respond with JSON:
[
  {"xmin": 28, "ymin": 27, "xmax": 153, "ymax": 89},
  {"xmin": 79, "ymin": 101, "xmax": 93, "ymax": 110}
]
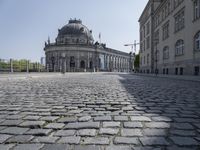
[
  {"xmin": 175, "ymin": 67, "xmax": 178, "ymax": 75},
  {"xmin": 147, "ymin": 54, "xmax": 149, "ymax": 65},
  {"xmin": 162, "ymin": 9, "xmax": 165, "ymax": 20},
  {"xmin": 155, "ymin": 50, "xmax": 159, "ymax": 62},
  {"xmin": 194, "ymin": 0, "xmax": 200, "ymax": 20},
  {"xmin": 175, "ymin": 40, "xmax": 184, "ymax": 56},
  {"xmin": 140, "ymin": 31, "xmax": 143, "ymax": 41},
  {"xmin": 166, "ymin": 68, "xmax": 169, "ymax": 74},
  {"xmin": 174, "ymin": 0, "xmax": 183, "ymax": 9},
  {"xmin": 163, "ymin": 47, "xmax": 169, "ymax": 59},
  {"xmin": 147, "ymin": 36, "xmax": 150, "ymax": 49},
  {"xmin": 163, "ymin": 68, "xmax": 166, "ymax": 74},
  {"xmin": 174, "ymin": 9, "xmax": 185, "ymax": 32},
  {"xmin": 154, "ymin": 16, "xmax": 158, "ymax": 28},
  {"xmin": 154, "ymin": 29, "xmax": 160, "ymax": 43},
  {"xmin": 194, "ymin": 66, "xmax": 199, "ymax": 75},
  {"xmin": 140, "ymin": 43, "xmax": 143, "ymax": 53},
  {"xmin": 147, "ymin": 22, "xmax": 150, "ymax": 35},
  {"xmin": 168, "ymin": 2, "xmax": 171, "ymax": 14},
  {"xmin": 196, "ymin": 40, "xmax": 200, "ymax": 50},
  {"xmin": 165, "ymin": 6, "xmax": 168, "ymax": 18},
  {"xmin": 163, "ymin": 21, "xmax": 170, "ymax": 40},
  {"xmin": 180, "ymin": 67, "xmax": 183, "ymax": 75},
  {"xmin": 158, "ymin": 14, "xmax": 161, "ymax": 24},
  {"xmin": 174, "ymin": 0, "xmax": 179, "ymax": 8}
]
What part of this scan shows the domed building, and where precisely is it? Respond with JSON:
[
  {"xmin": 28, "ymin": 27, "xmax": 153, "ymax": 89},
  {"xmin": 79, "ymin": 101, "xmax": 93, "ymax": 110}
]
[{"xmin": 44, "ymin": 19, "xmax": 133, "ymax": 72}]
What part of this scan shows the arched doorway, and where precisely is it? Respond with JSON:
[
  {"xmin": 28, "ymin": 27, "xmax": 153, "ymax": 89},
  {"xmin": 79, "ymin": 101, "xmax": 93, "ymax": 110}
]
[
  {"xmin": 89, "ymin": 61, "xmax": 93, "ymax": 69},
  {"xmin": 80, "ymin": 60, "xmax": 85, "ymax": 69},
  {"xmin": 51, "ymin": 57, "xmax": 55, "ymax": 72},
  {"xmin": 70, "ymin": 56, "xmax": 75, "ymax": 72},
  {"xmin": 70, "ymin": 56, "xmax": 75, "ymax": 67},
  {"xmin": 99, "ymin": 58, "xmax": 101, "ymax": 69}
]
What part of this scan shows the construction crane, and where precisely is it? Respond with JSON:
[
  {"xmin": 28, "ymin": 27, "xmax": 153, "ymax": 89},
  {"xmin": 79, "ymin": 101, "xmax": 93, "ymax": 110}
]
[{"xmin": 124, "ymin": 40, "xmax": 140, "ymax": 54}]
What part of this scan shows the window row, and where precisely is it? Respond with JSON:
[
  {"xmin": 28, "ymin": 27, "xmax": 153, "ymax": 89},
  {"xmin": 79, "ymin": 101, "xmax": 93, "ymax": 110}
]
[
  {"xmin": 140, "ymin": 54, "xmax": 150, "ymax": 66},
  {"xmin": 140, "ymin": 21, "xmax": 150, "ymax": 41},
  {"xmin": 154, "ymin": 39, "xmax": 183, "ymax": 62},
  {"xmin": 154, "ymin": 0, "xmax": 184, "ymax": 28},
  {"xmin": 174, "ymin": 9, "xmax": 184, "ymax": 32},
  {"xmin": 140, "ymin": 36, "xmax": 150, "ymax": 53},
  {"xmin": 153, "ymin": 9, "xmax": 185, "ymax": 43},
  {"xmin": 154, "ymin": 0, "xmax": 199, "ymax": 32},
  {"xmin": 194, "ymin": 0, "xmax": 200, "ymax": 20},
  {"xmin": 140, "ymin": 66, "xmax": 200, "ymax": 76},
  {"xmin": 154, "ymin": 31, "xmax": 200, "ymax": 61}
]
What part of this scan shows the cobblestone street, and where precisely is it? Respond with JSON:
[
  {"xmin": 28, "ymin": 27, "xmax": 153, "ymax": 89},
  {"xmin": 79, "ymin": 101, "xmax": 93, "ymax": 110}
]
[{"xmin": 0, "ymin": 73, "xmax": 200, "ymax": 150}]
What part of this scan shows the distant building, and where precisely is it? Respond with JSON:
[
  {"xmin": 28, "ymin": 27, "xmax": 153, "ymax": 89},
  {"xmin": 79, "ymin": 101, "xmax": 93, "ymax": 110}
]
[
  {"xmin": 40, "ymin": 57, "xmax": 45, "ymax": 66},
  {"xmin": 44, "ymin": 19, "xmax": 132, "ymax": 72},
  {"xmin": 139, "ymin": 0, "xmax": 200, "ymax": 75}
]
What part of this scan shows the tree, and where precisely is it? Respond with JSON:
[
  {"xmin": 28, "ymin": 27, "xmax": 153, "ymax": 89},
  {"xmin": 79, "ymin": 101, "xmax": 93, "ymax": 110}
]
[
  {"xmin": 0, "ymin": 59, "xmax": 45, "ymax": 72},
  {"xmin": 134, "ymin": 54, "xmax": 140, "ymax": 72}
]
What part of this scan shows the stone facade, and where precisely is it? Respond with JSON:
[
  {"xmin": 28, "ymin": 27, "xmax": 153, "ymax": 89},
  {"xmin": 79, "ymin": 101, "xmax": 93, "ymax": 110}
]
[
  {"xmin": 44, "ymin": 19, "xmax": 132, "ymax": 72},
  {"xmin": 139, "ymin": 0, "xmax": 200, "ymax": 75}
]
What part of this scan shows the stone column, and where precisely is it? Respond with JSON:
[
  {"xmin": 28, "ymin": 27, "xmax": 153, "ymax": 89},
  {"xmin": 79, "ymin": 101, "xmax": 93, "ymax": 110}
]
[
  {"xmin": 104, "ymin": 54, "xmax": 106, "ymax": 70},
  {"xmin": 125, "ymin": 58, "xmax": 127, "ymax": 72},
  {"xmin": 118, "ymin": 57, "xmax": 120, "ymax": 71},
  {"xmin": 106, "ymin": 55, "xmax": 109, "ymax": 71},
  {"xmin": 110, "ymin": 55, "xmax": 112, "ymax": 71},
  {"xmin": 104, "ymin": 55, "xmax": 106, "ymax": 70},
  {"xmin": 123, "ymin": 58, "xmax": 125, "ymax": 72},
  {"xmin": 87, "ymin": 52, "xmax": 90, "ymax": 70},
  {"xmin": 110, "ymin": 55, "xmax": 113, "ymax": 71},
  {"xmin": 64, "ymin": 58, "xmax": 66, "ymax": 73},
  {"xmin": 119, "ymin": 57, "xmax": 121, "ymax": 71},
  {"xmin": 117, "ymin": 56, "xmax": 119, "ymax": 72},
  {"xmin": 114, "ymin": 56, "xmax": 116, "ymax": 71},
  {"xmin": 107, "ymin": 55, "xmax": 109, "ymax": 70},
  {"xmin": 66, "ymin": 51, "xmax": 69, "ymax": 72},
  {"xmin": 108, "ymin": 55, "xmax": 110, "ymax": 71}
]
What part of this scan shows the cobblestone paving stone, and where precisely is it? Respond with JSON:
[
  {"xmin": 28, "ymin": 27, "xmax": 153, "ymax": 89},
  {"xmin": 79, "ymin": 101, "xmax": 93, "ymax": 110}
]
[{"xmin": 0, "ymin": 73, "xmax": 200, "ymax": 149}]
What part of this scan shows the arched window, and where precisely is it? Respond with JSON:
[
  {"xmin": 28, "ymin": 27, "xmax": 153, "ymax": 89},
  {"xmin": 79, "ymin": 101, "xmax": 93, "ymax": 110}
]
[
  {"xmin": 194, "ymin": 31, "xmax": 200, "ymax": 51},
  {"xmin": 70, "ymin": 56, "xmax": 75, "ymax": 68},
  {"xmin": 175, "ymin": 40, "xmax": 184, "ymax": 56},
  {"xmin": 163, "ymin": 46, "xmax": 169, "ymax": 59},
  {"xmin": 80, "ymin": 60, "xmax": 85, "ymax": 69}
]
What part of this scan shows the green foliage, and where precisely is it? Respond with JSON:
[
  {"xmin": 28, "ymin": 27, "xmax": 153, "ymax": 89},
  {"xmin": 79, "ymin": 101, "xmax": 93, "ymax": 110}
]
[
  {"xmin": 0, "ymin": 61, "xmax": 9, "ymax": 69},
  {"xmin": 0, "ymin": 59, "xmax": 45, "ymax": 72},
  {"xmin": 134, "ymin": 54, "xmax": 140, "ymax": 70}
]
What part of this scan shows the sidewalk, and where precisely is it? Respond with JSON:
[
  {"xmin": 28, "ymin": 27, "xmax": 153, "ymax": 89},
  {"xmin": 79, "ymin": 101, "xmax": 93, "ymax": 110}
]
[{"xmin": 132, "ymin": 73, "xmax": 200, "ymax": 82}]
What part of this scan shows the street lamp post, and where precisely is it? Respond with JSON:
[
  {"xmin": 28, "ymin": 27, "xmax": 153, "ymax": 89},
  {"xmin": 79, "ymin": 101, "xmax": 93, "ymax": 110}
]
[{"xmin": 124, "ymin": 40, "xmax": 140, "ymax": 72}]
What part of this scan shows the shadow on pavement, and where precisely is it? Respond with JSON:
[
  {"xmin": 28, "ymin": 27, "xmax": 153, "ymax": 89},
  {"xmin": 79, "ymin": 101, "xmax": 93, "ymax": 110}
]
[{"xmin": 115, "ymin": 73, "xmax": 200, "ymax": 149}]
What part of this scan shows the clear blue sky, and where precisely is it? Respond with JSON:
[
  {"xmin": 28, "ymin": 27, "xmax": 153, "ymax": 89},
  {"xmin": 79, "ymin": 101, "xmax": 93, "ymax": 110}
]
[{"xmin": 0, "ymin": 0, "xmax": 148, "ymax": 62}]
